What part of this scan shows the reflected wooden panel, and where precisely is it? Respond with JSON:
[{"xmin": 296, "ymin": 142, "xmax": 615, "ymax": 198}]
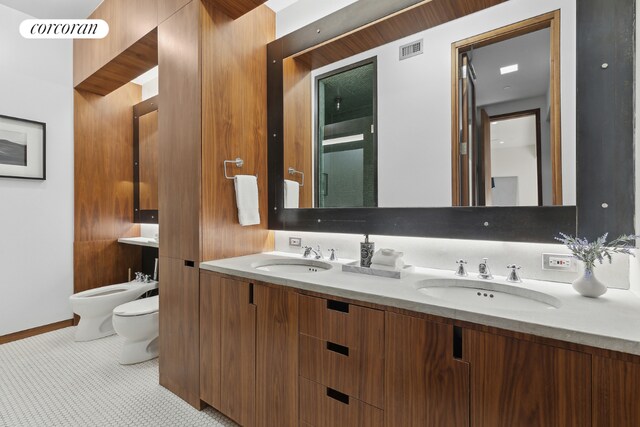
[
  {"xmin": 283, "ymin": 57, "xmax": 312, "ymax": 208},
  {"xmin": 73, "ymin": 240, "xmax": 141, "ymax": 294},
  {"xmin": 139, "ymin": 110, "xmax": 158, "ymax": 210}
]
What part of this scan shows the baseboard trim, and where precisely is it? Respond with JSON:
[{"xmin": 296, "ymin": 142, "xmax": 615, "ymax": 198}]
[{"xmin": 0, "ymin": 319, "xmax": 74, "ymax": 345}]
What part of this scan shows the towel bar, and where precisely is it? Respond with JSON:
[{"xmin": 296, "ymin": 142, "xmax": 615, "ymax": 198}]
[
  {"xmin": 224, "ymin": 158, "xmax": 257, "ymax": 180},
  {"xmin": 288, "ymin": 167, "xmax": 304, "ymax": 187}
]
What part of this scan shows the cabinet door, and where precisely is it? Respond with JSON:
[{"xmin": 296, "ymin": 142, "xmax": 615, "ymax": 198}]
[
  {"xmin": 466, "ymin": 330, "xmax": 591, "ymax": 427},
  {"xmin": 158, "ymin": 257, "xmax": 200, "ymax": 408},
  {"xmin": 255, "ymin": 285, "xmax": 298, "ymax": 427},
  {"xmin": 199, "ymin": 272, "xmax": 222, "ymax": 409},
  {"xmin": 385, "ymin": 312, "xmax": 470, "ymax": 427},
  {"xmin": 220, "ymin": 278, "xmax": 256, "ymax": 426},
  {"xmin": 593, "ymin": 356, "xmax": 640, "ymax": 426}
]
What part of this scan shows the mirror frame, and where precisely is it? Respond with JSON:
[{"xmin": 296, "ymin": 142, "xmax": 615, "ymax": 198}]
[
  {"xmin": 266, "ymin": 0, "xmax": 635, "ymax": 243},
  {"xmin": 133, "ymin": 95, "xmax": 159, "ymax": 224}
]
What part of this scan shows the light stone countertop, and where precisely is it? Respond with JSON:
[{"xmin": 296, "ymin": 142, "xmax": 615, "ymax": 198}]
[
  {"xmin": 200, "ymin": 251, "xmax": 640, "ymax": 356},
  {"xmin": 117, "ymin": 237, "xmax": 159, "ymax": 248}
]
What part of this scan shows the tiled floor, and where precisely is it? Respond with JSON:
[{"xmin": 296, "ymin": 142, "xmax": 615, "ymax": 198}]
[{"xmin": 0, "ymin": 327, "xmax": 237, "ymax": 427}]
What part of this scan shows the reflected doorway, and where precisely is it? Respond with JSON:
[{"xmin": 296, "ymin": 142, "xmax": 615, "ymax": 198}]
[
  {"xmin": 485, "ymin": 110, "xmax": 542, "ymax": 206},
  {"xmin": 316, "ymin": 58, "xmax": 377, "ymax": 208}
]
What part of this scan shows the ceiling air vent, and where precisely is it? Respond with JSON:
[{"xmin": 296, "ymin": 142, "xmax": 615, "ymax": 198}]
[{"xmin": 399, "ymin": 39, "xmax": 423, "ymax": 60}]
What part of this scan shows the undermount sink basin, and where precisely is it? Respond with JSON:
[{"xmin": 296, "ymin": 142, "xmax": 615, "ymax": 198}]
[
  {"xmin": 416, "ymin": 278, "xmax": 561, "ymax": 311},
  {"xmin": 251, "ymin": 258, "xmax": 333, "ymax": 274}
]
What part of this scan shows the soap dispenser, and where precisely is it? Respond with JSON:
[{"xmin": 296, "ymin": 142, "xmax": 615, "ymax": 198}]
[{"xmin": 360, "ymin": 234, "xmax": 375, "ymax": 267}]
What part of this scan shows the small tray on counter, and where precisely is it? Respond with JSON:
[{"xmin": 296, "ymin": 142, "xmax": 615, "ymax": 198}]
[{"xmin": 341, "ymin": 261, "xmax": 414, "ymax": 279}]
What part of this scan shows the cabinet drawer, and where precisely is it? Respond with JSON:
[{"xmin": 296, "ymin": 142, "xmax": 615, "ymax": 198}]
[
  {"xmin": 299, "ymin": 377, "xmax": 383, "ymax": 427},
  {"xmin": 299, "ymin": 294, "xmax": 383, "ymax": 347}
]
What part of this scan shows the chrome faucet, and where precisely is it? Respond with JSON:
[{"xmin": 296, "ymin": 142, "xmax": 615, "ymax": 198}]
[
  {"xmin": 455, "ymin": 259, "xmax": 468, "ymax": 277},
  {"xmin": 478, "ymin": 258, "xmax": 493, "ymax": 280},
  {"xmin": 506, "ymin": 264, "xmax": 522, "ymax": 283},
  {"xmin": 328, "ymin": 248, "xmax": 338, "ymax": 261},
  {"xmin": 302, "ymin": 245, "xmax": 323, "ymax": 260}
]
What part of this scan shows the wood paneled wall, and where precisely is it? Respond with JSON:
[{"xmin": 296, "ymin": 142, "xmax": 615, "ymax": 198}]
[
  {"xmin": 283, "ymin": 57, "xmax": 313, "ymax": 208},
  {"xmin": 158, "ymin": 0, "xmax": 201, "ymax": 263},
  {"xmin": 157, "ymin": 0, "xmax": 202, "ymax": 409},
  {"xmin": 200, "ymin": 3, "xmax": 275, "ymax": 260},
  {"xmin": 74, "ymin": 0, "xmax": 274, "ymax": 410},
  {"xmin": 74, "ymin": 84, "xmax": 142, "ymax": 295},
  {"xmin": 73, "ymin": 0, "xmax": 158, "ymax": 88}
]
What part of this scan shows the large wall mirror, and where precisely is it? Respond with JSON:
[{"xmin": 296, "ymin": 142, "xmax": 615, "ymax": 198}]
[
  {"xmin": 268, "ymin": 0, "xmax": 634, "ymax": 242},
  {"xmin": 133, "ymin": 96, "xmax": 159, "ymax": 224}
]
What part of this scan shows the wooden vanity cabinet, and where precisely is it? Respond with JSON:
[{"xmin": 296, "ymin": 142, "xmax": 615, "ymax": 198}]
[
  {"xmin": 201, "ymin": 274, "xmax": 640, "ymax": 427},
  {"xmin": 592, "ymin": 356, "xmax": 640, "ymax": 426},
  {"xmin": 385, "ymin": 312, "xmax": 470, "ymax": 427},
  {"xmin": 200, "ymin": 273, "xmax": 256, "ymax": 426},
  {"xmin": 464, "ymin": 330, "xmax": 592, "ymax": 427},
  {"xmin": 200, "ymin": 272, "xmax": 298, "ymax": 427}
]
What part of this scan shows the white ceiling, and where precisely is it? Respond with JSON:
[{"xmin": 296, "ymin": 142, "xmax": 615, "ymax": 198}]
[
  {"xmin": 472, "ymin": 28, "xmax": 551, "ymax": 107},
  {"xmin": 491, "ymin": 115, "xmax": 537, "ymax": 149},
  {"xmin": 0, "ymin": 0, "xmax": 298, "ymax": 18},
  {"xmin": 0, "ymin": 0, "xmax": 102, "ymax": 18}
]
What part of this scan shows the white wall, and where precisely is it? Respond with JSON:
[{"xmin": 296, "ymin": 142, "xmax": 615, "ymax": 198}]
[
  {"xmin": 275, "ymin": 0, "xmax": 632, "ymax": 290},
  {"xmin": 483, "ymin": 96, "xmax": 554, "ymax": 205},
  {"xmin": 491, "ymin": 145, "xmax": 538, "ymax": 206},
  {"xmin": 308, "ymin": 0, "xmax": 576, "ymax": 208},
  {"xmin": 275, "ymin": 0, "xmax": 357, "ymax": 38},
  {"xmin": 0, "ymin": 5, "xmax": 74, "ymax": 335}
]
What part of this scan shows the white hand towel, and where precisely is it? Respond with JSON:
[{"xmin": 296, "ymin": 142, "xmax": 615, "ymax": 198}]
[
  {"xmin": 284, "ymin": 179, "xmax": 300, "ymax": 209},
  {"xmin": 370, "ymin": 263, "xmax": 401, "ymax": 272},
  {"xmin": 234, "ymin": 175, "xmax": 260, "ymax": 226},
  {"xmin": 371, "ymin": 249, "xmax": 405, "ymax": 268}
]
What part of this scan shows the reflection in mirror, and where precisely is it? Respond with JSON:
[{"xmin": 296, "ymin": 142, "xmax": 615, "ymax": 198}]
[
  {"xmin": 454, "ymin": 17, "xmax": 561, "ymax": 207},
  {"xmin": 139, "ymin": 110, "xmax": 158, "ymax": 210},
  {"xmin": 316, "ymin": 59, "xmax": 377, "ymax": 208},
  {"xmin": 282, "ymin": 9, "xmax": 573, "ymax": 210},
  {"xmin": 133, "ymin": 96, "xmax": 159, "ymax": 223}
]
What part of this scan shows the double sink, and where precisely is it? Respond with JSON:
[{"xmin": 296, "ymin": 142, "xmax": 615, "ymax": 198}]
[{"xmin": 251, "ymin": 258, "xmax": 562, "ymax": 312}]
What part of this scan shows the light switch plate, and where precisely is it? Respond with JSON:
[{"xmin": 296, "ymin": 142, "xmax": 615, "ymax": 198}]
[
  {"xmin": 542, "ymin": 253, "xmax": 577, "ymax": 272},
  {"xmin": 289, "ymin": 237, "xmax": 302, "ymax": 247}
]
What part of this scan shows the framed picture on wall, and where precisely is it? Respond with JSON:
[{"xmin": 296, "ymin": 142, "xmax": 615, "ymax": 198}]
[{"xmin": 0, "ymin": 114, "xmax": 46, "ymax": 180}]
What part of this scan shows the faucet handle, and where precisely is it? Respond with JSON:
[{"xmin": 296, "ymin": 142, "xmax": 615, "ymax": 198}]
[
  {"xmin": 328, "ymin": 248, "xmax": 338, "ymax": 261},
  {"xmin": 506, "ymin": 264, "xmax": 522, "ymax": 283},
  {"xmin": 455, "ymin": 259, "xmax": 468, "ymax": 277}
]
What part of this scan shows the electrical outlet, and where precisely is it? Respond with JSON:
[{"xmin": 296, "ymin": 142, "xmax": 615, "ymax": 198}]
[
  {"xmin": 542, "ymin": 253, "xmax": 576, "ymax": 272},
  {"xmin": 289, "ymin": 237, "xmax": 302, "ymax": 247}
]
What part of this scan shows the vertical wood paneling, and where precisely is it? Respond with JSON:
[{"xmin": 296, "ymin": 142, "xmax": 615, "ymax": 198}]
[
  {"xmin": 385, "ymin": 312, "xmax": 469, "ymax": 427},
  {"xmin": 255, "ymin": 285, "xmax": 299, "ymax": 427},
  {"xmin": 465, "ymin": 329, "xmax": 591, "ymax": 427},
  {"xmin": 158, "ymin": 257, "xmax": 202, "ymax": 409},
  {"xmin": 283, "ymin": 57, "xmax": 313, "ymax": 208},
  {"xmin": 74, "ymin": 85, "xmax": 141, "ymax": 242},
  {"xmin": 139, "ymin": 110, "xmax": 159, "ymax": 210},
  {"xmin": 220, "ymin": 278, "xmax": 256, "ymax": 426},
  {"xmin": 158, "ymin": 0, "xmax": 192, "ymax": 24},
  {"xmin": 593, "ymin": 356, "xmax": 640, "ymax": 426},
  {"xmin": 158, "ymin": 0, "xmax": 201, "ymax": 262},
  {"xmin": 200, "ymin": 4, "xmax": 275, "ymax": 261},
  {"xmin": 199, "ymin": 271, "xmax": 222, "ymax": 409},
  {"xmin": 73, "ymin": 84, "xmax": 142, "ymax": 296}
]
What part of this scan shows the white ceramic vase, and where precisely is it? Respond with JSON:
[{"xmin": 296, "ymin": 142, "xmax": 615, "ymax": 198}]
[{"xmin": 572, "ymin": 267, "xmax": 607, "ymax": 298}]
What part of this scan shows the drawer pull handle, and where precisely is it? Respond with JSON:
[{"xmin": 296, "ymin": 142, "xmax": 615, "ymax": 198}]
[
  {"xmin": 327, "ymin": 299, "xmax": 349, "ymax": 313},
  {"xmin": 249, "ymin": 283, "xmax": 254, "ymax": 305},
  {"xmin": 184, "ymin": 260, "xmax": 195, "ymax": 267},
  {"xmin": 326, "ymin": 387, "xmax": 350, "ymax": 405},
  {"xmin": 326, "ymin": 341, "xmax": 349, "ymax": 356},
  {"xmin": 453, "ymin": 326, "xmax": 463, "ymax": 359}
]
